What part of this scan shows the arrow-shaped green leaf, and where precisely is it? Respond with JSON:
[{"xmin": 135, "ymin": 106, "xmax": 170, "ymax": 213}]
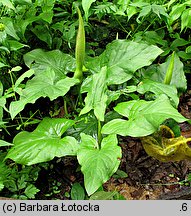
[
  {"xmin": 102, "ymin": 94, "xmax": 187, "ymax": 137},
  {"xmin": 9, "ymin": 68, "xmax": 79, "ymax": 119},
  {"xmin": 5, "ymin": 118, "xmax": 79, "ymax": 165},
  {"xmin": 77, "ymin": 133, "xmax": 121, "ymax": 195},
  {"xmin": 80, "ymin": 66, "xmax": 108, "ymax": 121}
]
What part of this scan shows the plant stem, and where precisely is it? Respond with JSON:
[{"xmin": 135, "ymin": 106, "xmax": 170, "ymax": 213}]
[
  {"xmin": 131, "ymin": 17, "xmax": 146, "ymax": 37},
  {"xmin": 0, "ymin": 6, "xmax": 6, "ymax": 18},
  {"xmin": 9, "ymin": 70, "xmax": 24, "ymax": 125},
  {"xmin": 74, "ymin": 85, "xmax": 83, "ymax": 112},
  {"xmin": 23, "ymin": 109, "xmax": 39, "ymax": 128},
  {"xmin": 114, "ymin": 16, "xmax": 129, "ymax": 35},
  {"xmin": 64, "ymin": 98, "xmax": 68, "ymax": 116},
  {"xmin": 97, "ymin": 120, "xmax": 102, "ymax": 147},
  {"xmin": 143, "ymin": 17, "xmax": 157, "ymax": 34}
]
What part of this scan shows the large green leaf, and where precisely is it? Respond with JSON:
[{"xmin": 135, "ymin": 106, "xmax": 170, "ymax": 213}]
[
  {"xmin": 80, "ymin": 67, "xmax": 108, "ymax": 121},
  {"xmin": 102, "ymin": 95, "xmax": 187, "ymax": 137},
  {"xmin": 144, "ymin": 53, "xmax": 187, "ymax": 90},
  {"xmin": 9, "ymin": 68, "xmax": 79, "ymax": 119},
  {"xmin": 137, "ymin": 79, "xmax": 179, "ymax": 106},
  {"xmin": 24, "ymin": 49, "xmax": 76, "ymax": 76},
  {"xmin": 86, "ymin": 40, "xmax": 163, "ymax": 85},
  {"xmin": 77, "ymin": 133, "xmax": 121, "ymax": 195},
  {"xmin": 5, "ymin": 118, "xmax": 78, "ymax": 165}
]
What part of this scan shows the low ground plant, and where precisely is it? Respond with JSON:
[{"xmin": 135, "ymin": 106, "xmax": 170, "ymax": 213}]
[{"xmin": 0, "ymin": 0, "xmax": 191, "ymax": 198}]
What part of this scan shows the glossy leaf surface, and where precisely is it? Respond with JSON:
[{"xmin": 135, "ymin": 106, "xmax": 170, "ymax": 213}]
[
  {"xmin": 24, "ymin": 49, "xmax": 76, "ymax": 76},
  {"xmin": 144, "ymin": 53, "xmax": 187, "ymax": 90},
  {"xmin": 86, "ymin": 40, "xmax": 163, "ymax": 85},
  {"xmin": 77, "ymin": 133, "xmax": 121, "ymax": 195},
  {"xmin": 5, "ymin": 118, "xmax": 78, "ymax": 165},
  {"xmin": 137, "ymin": 79, "xmax": 179, "ymax": 106},
  {"xmin": 80, "ymin": 67, "xmax": 108, "ymax": 121},
  {"xmin": 102, "ymin": 95, "xmax": 187, "ymax": 137},
  {"xmin": 9, "ymin": 68, "xmax": 79, "ymax": 119}
]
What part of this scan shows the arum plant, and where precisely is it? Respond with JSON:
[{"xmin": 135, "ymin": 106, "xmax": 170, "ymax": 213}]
[
  {"xmin": 8, "ymin": 7, "xmax": 86, "ymax": 119},
  {"xmin": 3, "ymin": 7, "xmax": 190, "ymax": 197},
  {"xmin": 102, "ymin": 50, "xmax": 190, "ymax": 162},
  {"xmin": 138, "ymin": 51, "xmax": 191, "ymax": 162},
  {"xmin": 5, "ymin": 8, "xmax": 121, "ymax": 196}
]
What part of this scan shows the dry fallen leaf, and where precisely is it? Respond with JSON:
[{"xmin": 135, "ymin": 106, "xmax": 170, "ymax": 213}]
[{"xmin": 141, "ymin": 125, "xmax": 191, "ymax": 162}]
